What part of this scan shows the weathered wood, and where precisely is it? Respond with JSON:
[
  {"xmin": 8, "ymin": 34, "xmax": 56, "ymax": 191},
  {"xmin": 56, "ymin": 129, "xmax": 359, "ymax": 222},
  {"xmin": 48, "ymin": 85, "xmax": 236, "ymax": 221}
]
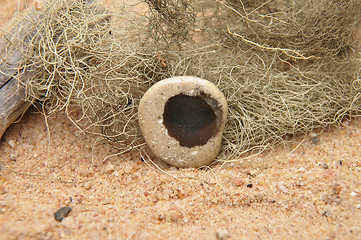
[
  {"xmin": 0, "ymin": 1, "xmax": 108, "ymax": 140},
  {"xmin": 0, "ymin": 24, "xmax": 32, "ymax": 140}
]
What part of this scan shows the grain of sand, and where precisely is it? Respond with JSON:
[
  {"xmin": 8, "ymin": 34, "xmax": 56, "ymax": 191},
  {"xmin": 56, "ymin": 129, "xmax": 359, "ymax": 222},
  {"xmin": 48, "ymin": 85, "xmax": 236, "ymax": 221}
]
[{"xmin": 1, "ymin": 1, "xmax": 361, "ymax": 239}]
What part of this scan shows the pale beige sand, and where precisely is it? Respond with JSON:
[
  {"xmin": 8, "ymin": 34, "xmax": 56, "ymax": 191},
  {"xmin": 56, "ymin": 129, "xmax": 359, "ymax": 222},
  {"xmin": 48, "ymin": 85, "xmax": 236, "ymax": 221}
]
[{"xmin": 1, "ymin": 1, "xmax": 361, "ymax": 239}]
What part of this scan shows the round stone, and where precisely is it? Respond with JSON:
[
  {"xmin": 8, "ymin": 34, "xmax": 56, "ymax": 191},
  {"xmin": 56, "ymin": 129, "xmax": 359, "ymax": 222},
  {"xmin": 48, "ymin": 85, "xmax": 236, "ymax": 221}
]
[{"xmin": 138, "ymin": 76, "xmax": 228, "ymax": 168}]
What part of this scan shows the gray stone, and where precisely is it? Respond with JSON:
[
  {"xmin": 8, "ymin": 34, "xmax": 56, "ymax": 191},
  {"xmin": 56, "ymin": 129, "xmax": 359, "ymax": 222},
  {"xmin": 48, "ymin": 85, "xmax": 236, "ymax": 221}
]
[
  {"xmin": 54, "ymin": 206, "xmax": 72, "ymax": 221},
  {"xmin": 138, "ymin": 76, "xmax": 228, "ymax": 168}
]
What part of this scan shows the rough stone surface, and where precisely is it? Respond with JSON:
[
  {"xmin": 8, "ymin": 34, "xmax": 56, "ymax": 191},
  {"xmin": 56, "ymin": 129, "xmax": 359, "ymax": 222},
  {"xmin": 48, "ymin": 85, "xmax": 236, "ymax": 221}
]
[{"xmin": 138, "ymin": 76, "xmax": 228, "ymax": 168}]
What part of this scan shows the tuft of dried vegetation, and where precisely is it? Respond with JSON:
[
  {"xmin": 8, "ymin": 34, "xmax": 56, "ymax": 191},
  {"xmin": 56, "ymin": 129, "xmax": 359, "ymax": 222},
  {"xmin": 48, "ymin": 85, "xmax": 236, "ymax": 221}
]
[
  {"xmin": 148, "ymin": 0, "xmax": 361, "ymax": 160},
  {"xmin": 1, "ymin": 0, "xmax": 361, "ymax": 164},
  {"xmin": 2, "ymin": 0, "xmax": 168, "ymax": 151}
]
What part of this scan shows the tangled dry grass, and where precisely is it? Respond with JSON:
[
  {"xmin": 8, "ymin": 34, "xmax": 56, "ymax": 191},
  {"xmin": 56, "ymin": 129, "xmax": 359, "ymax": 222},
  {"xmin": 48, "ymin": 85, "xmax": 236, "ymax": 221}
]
[
  {"xmin": 3, "ymin": 0, "xmax": 168, "ymax": 152},
  {"xmin": 147, "ymin": 0, "xmax": 361, "ymax": 160},
  {"xmin": 1, "ymin": 0, "xmax": 361, "ymax": 164}
]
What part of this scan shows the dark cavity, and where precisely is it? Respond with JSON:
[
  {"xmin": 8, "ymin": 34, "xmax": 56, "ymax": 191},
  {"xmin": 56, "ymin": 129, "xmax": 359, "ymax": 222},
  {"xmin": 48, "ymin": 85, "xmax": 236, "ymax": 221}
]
[{"xmin": 163, "ymin": 93, "xmax": 220, "ymax": 147}]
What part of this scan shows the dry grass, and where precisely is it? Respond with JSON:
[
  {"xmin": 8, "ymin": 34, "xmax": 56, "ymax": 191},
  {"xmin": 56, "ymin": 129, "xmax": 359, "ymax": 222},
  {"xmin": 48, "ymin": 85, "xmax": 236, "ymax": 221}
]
[{"xmin": 1, "ymin": 0, "xmax": 361, "ymax": 164}]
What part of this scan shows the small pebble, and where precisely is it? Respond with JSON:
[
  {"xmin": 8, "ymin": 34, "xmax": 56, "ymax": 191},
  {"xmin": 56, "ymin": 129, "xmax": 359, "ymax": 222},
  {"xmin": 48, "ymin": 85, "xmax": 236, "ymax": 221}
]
[
  {"xmin": 250, "ymin": 170, "xmax": 257, "ymax": 177},
  {"xmin": 255, "ymin": 193, "xmax": 264, "ymax": 202},
  {"xmin": 54, "ymin": 206, "xmax": 72, "ymax": 221},
  {"xmin": 350, "ymin": 192, "xmax": 358, "ymax": 197},
  {"xmin": 309, "ymin": 132, "xmax": 319, "ymax": 145},
  {"xmin": 34, "ymin": 1, "xmax": 44, "ymax": 11},
  {"xmin": 215, "ymin": 229, "xmax": 230, "ymax": 240},
  {"xmin": 8, "ymin": 140, "xmax": 15, "ymax": 148},
  {"xmin": 113, "ymin": 170, "xmax": 119, "ymax": 177},
  {"xmin": 322, "ymin": 210, "xmax": 331, "ymax": 217},
  {"xmin": 105, "ymin": 163, "xmax": 115, "ymax": 174},
  {"xmin": 158, "ymin": 209, "xmax": 183, "ymax": 222},
  {"xmin": 277, "ymin": 182, "xmax": 288, "ymax": 193},
  {"xmin": 298, "ymin": 167, "xmax": 306, "ymax": 173},
  {"xmin": 246, "ymin": 183, "xmax": 253, "ymax": 188},
  {"xmin": 159, "ymin": 174, "xmax": 168, "ymax": 182},
  {"xmin": 333, "ymin": 160, "xmax": 343, "ymax": 167},
  {"xmin": 320, "ymin": 163, "xmax": 329, "ymax": 169}
]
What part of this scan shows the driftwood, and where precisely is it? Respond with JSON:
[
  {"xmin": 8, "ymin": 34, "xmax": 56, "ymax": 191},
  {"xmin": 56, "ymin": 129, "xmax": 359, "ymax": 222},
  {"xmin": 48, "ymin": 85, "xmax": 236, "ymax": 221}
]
[
  {"xmin": 0, "ymin": 0, "xmax": 99, "ymax": 140},
  {"xmin": 0, "ymin": 24, "xmax": 32, "ymax": 140}
]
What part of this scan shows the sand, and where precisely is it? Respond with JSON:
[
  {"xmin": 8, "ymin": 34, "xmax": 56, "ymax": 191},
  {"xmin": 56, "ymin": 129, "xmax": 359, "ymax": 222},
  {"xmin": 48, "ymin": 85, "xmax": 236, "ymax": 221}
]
[{"xmin": 1, "ymin": 1, "xmax": 361, "ymax": 239}]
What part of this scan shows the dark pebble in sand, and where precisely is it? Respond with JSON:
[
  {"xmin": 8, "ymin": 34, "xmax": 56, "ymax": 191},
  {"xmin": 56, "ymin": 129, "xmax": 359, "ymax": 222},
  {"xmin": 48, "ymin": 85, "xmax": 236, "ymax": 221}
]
[{"xmin": 54, "ymin": 206, "xmax": 72, "ymax": 221}]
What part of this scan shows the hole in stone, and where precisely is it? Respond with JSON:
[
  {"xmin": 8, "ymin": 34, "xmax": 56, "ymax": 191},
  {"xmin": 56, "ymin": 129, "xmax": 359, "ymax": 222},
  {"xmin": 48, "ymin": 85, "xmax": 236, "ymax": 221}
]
[{"xmin": 163, "ymin": 93, "xmax": 221, "ymax": 147}]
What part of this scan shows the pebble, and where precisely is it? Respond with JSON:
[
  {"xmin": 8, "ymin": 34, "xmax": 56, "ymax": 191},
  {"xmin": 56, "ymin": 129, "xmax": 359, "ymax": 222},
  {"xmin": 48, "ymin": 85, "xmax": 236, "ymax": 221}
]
[
  {"xmin": 158, "ymin": 209, "xmax": 183, "ymax": 222},
  {"xmin": 105, "ymin": 163, "xmax": 115, "ymax": 174},
  {"xmin": 9, "ymin": 155, "xmax": 16, "ymax": 161},
  {"xmin": 333, "ymin": 160, "xmax": 343, "ymax": 168},
  {"xmin": 250, "ymin": 170, "xmax": 257, "ymax": 177},
  {"xmin": 255, "ymin": 193, "xmax": 264, "ymax": 202},
  {"xmin": 322, "ymin": 210, "xmax": 332, "ymax": 217},
  {"xmin": 138, "ymin": 76, "xmax": 228, "ymax": 168},
  {"xmin": 350, "ymin": 192, "xmax": 358, "ymax": 197},
  {"xmin": 298, "ymin": 167, "xmax": 306, "ymax": 173},
  {"xmin": 320, "ymin": 163, "xmax": 329, "ymax": 169},
  {"xmin": 34, "ymin": 1, "xmax": 44, "ymax": 11},
  {"xmin": 309, "ymin": 132, "xmax": 319, "ymax": 145},
  {"xmin": 8, "ymin": 140, "xmax": 15, "ymax": 148},
  {"xmin": 159, "ymin": 174, "xmax": 168, "ymax": 183},
  {"xmin": 277, "ymin": 182, "xmax": 288, "ymax": 193},
  {"xmin": 54, "ymin": 206, "xmax": 72, "ymax": 221},
  {"xmin": 215, "ymin": 229, "xmax": 231, "ymax": 240}
]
